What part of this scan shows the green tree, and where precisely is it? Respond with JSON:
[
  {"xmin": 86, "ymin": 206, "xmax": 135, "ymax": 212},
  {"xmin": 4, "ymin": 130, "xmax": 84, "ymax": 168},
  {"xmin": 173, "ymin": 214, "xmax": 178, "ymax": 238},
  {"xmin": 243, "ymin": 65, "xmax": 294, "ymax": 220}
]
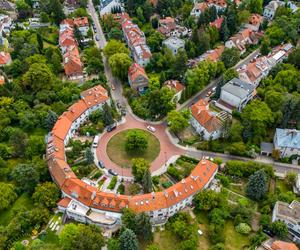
[
  {"xmin": 132, "ymin": 158, "xmax": 150, "ymax": 182},
  {"xmin": 241, "ymin": 100, "xmax": 273, "ymax": 143},
  {"xmin": 194, "ymin": 190, "xmax": 226, "ymax": 211},
  {"xmin": 270, "ymin": 221, "xmax": 288, "ymax": 239},
  {"xmin": 32, "ymin": 182, "xmax": 60, "ymax": 209},
  {"xmin": 221, "ymin": 48, "xmax": 240, "ymax": 68},
  {"xmin": 246, "ymin": 170, "xmax": 268, "ymax": 201},
  {"xmin": 0, "ymin": 183, "xmax": 17, "ymax": 210},
  {"xmin": 125, "ymin": 130, "xmax": 148, "ymax": 152},
  {"xmin": 22, "ymin": 63, "xmax": 55, "ymax": 92},
  {"xmin": 45, "ymin": 110, "xmax": 58, "ymax": 131},
  {"xmin": 25, "ymin": 135, "xmax": 45, "ymax": 159},
  {"xmin": 147, "ymin": 244, "xmax": 160, "ymax": 250},
  {"xmin": 220, "ymin": 18, "xmax": 229, "ymax": 42},
  {"xmin": 122, "ymin": 208, "xmax": 136, "ymax": 230},
  {"xmin": 147, "ymin": 31, "xmax": 164, "ymax": 52},
  {"xmin": 119, "ymin": 229, "xmax": 138, "ymax": 250},
  {"xmin": 142, "ymin": 169, "xmax": 152, "ymax": 193},
  {"xmin": 107, "ymin": 238, "xmax": 119, "ymax": 250},
  {"xmin": 109, "ymin": 53, "xmax": 132, "ymax": 81},
  {"xmin": 285, "ymin": 172, "xmax": 297, "ymax": 188},
  {"xmin": 36, "ymin": 33, "xmax": 43, "ymax": 52},
  {"xmin": 12, "ymin": 164, "xmax": 39, "ymax": 194},
  {"xmin": 135, "ymin": 212, "xmax": 153, "ymax": 241},
  {"xmin": 288, "ymin": 46, "xmax": 300, "ymax": 69},
  {"xmin": 103, "ymin": 103, "xmax": 114, "ymax": 126},
  {"xmin": 167, "ymin": 110, "xmax": 190, "ymax": 134},
  {"xmin": 85, "ymin": 147, "xmax": 94, "ymax": 164},
  {"xmin": 104, "ymin": 40, "xmax": 130, "ymax": 59},
  {"xmin": 260, "ymin": 38, "xmax": 271, "ymax": 55},
  {"xmin": 247, "ymin": 0, "xmax": 263, "ymax": 14},
  {"xmin": 223, "ymin": 68, "xmax": 238, "ymax": 82},
  {"xmin": 238, "ymin": 10, "xmax": 251, "ymax": 24},
  {"xmin": 9, "ymin": 129, "xmax": 27, "ymax": 158},
  {"xmin": 235, "ymin": 223, "xmax": 251, "ymax": 234}
]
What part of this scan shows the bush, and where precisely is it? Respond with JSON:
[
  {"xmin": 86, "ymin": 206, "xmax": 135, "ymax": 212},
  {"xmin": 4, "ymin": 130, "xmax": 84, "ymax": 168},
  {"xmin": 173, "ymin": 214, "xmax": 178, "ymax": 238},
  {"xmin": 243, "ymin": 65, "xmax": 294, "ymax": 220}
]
[
  {"xmin": 235, "ymin": 223, "xmax": 251, "ymax": 234},
  {"xmin": 108, "ymin": 176, "xmax": 118, "ymax": 190},
  {"xmin": 117, "ymin": 183, "xmax": 125, "ymax": 194},
  {"xmin": 162, "ymin": 181, "xmax": 172, "ymax": 189},
  {"xmin": 152, "ymin": 176, "xmax": 159, "ymax": 185},
  {"xmin": 216, "ymin": 175, "xmax": 230, "ymax": 187},
  {"xmin": 167, "ymin": 165, "xmax": 182, "ymax": 180},
  {"xmin": 93, "ymin": 171, "xmax": 102, "ymax": 179}
]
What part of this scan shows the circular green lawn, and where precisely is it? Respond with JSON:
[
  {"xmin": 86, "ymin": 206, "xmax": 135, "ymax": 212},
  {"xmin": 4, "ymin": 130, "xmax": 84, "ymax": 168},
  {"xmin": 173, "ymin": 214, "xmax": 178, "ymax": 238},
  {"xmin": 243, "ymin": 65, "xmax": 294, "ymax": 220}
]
[{"xmin": 106, "ymin": 129, "xmax": 160, "ymax": 168}]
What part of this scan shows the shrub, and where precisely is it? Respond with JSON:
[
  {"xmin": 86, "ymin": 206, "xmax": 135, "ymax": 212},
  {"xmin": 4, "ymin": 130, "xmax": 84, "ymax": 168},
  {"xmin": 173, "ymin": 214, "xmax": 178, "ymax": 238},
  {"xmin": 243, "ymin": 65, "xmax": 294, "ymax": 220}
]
[
  {"xmin": 108, "ymin": 176, "xmax": 118, "ymax": 190},
  {"xmin": 152, "ymin": 176, "xmax": 159, "ymax": 185},
  {"xmin": 117, "ymin": 183, "xmax": 125, "ymax": 194},
  {"xmin": 235, "ymin": 223, "xmax": 251, "ymax": 234},
  {"xmin": 167, "ymin": 165, "xmax": 182, "ymax": 180},
  {"xmin": 216, "ymin": 175, "xmax": 230, "ymax": 187},
  {"xmin": 162, "ymin": 181, "xmax": 172, "ymax": 189}
]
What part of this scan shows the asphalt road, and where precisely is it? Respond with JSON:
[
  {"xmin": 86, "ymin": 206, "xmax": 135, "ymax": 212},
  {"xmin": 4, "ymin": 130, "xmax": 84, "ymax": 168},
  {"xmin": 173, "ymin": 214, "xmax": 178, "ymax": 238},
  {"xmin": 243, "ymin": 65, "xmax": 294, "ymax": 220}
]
[{"xmin": 86, "ymin": 4, "xmax": 299, "ymax": 175}]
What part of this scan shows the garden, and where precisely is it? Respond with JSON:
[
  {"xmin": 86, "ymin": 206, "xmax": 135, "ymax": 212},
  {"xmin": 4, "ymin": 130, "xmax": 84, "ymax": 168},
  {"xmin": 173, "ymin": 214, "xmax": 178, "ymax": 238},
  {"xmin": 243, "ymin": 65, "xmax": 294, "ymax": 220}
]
[{"xmin": 106, "ymin": 129, "xmax": 160, "ymax": 168}]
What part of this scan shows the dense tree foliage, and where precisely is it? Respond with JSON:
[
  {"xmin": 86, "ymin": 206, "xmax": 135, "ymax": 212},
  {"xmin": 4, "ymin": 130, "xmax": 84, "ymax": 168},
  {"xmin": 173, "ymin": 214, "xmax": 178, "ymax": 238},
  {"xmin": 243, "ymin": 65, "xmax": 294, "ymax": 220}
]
[
  {"xmin": 119, "ymin": 229, "xmax": 139, "ymax": 250},
  {"xmin": 125, "ymin": 130, "xmax": 148, "ymax": 152},
  {"xmin": 246, "ymin": 170, "xmax": 269, "ymax": 201},
  {"xmin": 131, "ymin": 158, "xmax": 150, "ymax": 182}
]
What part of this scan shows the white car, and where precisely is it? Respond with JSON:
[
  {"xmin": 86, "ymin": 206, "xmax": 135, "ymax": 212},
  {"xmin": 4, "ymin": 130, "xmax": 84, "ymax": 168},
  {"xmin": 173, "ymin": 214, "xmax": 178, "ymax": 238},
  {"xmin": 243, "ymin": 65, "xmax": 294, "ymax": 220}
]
[
  {"xmin": 147, "ymin": 125, "xmax": 156, "ymax": 133},
  {"xmin": 197, "ymin": 229, "xmax": 203, "ymax": 236}
]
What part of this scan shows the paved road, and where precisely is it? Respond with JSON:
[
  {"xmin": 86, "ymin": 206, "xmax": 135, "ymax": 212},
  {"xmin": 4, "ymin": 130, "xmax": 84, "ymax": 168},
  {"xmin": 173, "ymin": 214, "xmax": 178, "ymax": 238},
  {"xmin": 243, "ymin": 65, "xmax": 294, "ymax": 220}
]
[
  {"xmin": 178, "ymin": 49, "xmax": 260, "ymax": 111},
  {"xmin": 87, "ymin": 4, "xmax": 299, "ymax": 176}
]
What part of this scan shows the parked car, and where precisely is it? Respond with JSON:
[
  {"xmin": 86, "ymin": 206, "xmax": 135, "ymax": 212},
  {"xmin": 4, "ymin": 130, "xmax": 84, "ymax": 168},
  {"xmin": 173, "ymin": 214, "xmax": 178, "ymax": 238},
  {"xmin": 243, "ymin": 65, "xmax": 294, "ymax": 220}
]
[
  {"xmin": 147, "ymin": 125, "xmax": 156, "ymax": 133},
  {"xmin": 121, "ymin": 108, "xmax": 126, "ymax": 116},
  {"xmin": 107, "ymin": 123, "xmax": 117, "ymax": 132},
  {"xmin": 95, "ymin": 35, "xmax": 99, "ymax": 41},
  {"xmin": 206, "ymin": 91, "xmax": 212, "ymax": 97},
  {"xmin": 116, "ymin": 102, "xmax": 121, "ymax": 109},
  {"xmin": 108, "ymin": 169, "xmax": 118, "ymax": 176},
  {"xmin": 111, "ymin": 84, "xmax": 115, "ymax": 90},
  {"xmin": 98, "ymin": 160, "xmax": 105, "ymax": 169}
]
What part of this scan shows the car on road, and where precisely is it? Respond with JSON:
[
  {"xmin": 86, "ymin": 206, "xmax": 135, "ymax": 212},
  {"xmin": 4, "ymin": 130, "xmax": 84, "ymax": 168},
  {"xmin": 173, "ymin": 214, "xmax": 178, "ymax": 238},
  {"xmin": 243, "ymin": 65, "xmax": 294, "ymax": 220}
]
[
  {"xmin": 108, "ymin": 169, "xmax": 118, "ymax": 176},
  {"xmin": 107, "ymin": 123, "xmax": 117, "ymax": 132},
  {"xmin": 111, "ymin": 84, "xmax": 115, "ymax": 90},
  {"xmin": 116, "ymin": 102, "xmax": 121, "ymax": 109},
  {"xmin": 206, "ymin": 91, "xmax": 212, "ymax": 97},
  {"xmin": 95, "ymin": 35, "xmax": 99, "ymax": 41},
  {"xmin": 147, "ymin": 125, "xmax": 156, "ymax": 133},
  {"xmin": 121, "ymin": 108, "xmax": 126, "ymax": 116},
  {"xmin": 98, "ymin": 160, "xmax": 105, "ymax": 169}
]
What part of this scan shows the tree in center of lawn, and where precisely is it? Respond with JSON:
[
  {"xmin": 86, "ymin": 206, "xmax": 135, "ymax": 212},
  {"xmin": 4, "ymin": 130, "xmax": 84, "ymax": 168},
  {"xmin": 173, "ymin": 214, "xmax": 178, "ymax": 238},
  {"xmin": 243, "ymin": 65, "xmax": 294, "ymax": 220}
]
[
  {"xmin": 246, "ymin": 170, "xmax": 268, "ymax": 201},
  {"xmin": 125, "ymin": 130, "xmax": 148, "ymax": 152}
]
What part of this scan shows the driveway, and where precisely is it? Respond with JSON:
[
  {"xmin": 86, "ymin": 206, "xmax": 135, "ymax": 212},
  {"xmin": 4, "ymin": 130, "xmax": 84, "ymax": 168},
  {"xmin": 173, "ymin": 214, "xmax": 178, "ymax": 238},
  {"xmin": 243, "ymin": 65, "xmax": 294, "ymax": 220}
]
[{"xmin": 96, "ymin": 113, "xmax": 185, "ymax": 177}]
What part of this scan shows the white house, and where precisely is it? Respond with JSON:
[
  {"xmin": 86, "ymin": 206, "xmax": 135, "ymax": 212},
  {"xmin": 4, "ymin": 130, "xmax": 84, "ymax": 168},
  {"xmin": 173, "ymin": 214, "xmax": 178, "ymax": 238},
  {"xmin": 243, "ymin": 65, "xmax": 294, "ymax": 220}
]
[
  {"xmin": 273, "ymin": 128, "xmax": 300, "ymax": 158},
  {"xmin": 272, "ymin": 201, "xmax": 300, "ymax": 243},
  {"xmin": 263, "ymin": 0, "xmax": 283, "ymax": 19},
  {"xmin": 190, "ymin": 99, "xmax": 223, "ymax": 140},
  {"xmin": 162, "ymin": 37, "xmax": 185, "ymax": 55},
  {"xmin": 190, "ymin": 2, "xmax": 208, "ymax": 19},
  {"xmin": 216, "ymin": 78, "xmax": 255, "ymax": 113},
  {"xmin": 99, "ymin": 0, "xmax": 123, "ymax": 16}
]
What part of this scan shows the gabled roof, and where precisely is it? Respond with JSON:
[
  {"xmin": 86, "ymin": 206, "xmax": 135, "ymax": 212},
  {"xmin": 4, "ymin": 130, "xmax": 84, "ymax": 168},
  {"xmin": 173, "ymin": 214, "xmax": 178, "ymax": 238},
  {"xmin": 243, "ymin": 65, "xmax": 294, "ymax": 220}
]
[
  {"xmin": 222, "ymin": 78, "xmax": 255, "ymax": 99},
  {"xmin": 80, "ymin": 85, "xmax": 109, "ymax": 108},
  {"xmin": 209, "ymin": 17, "xmax": 224, "ymax": 30},
  {"xmin": 52, "ymin": 116, "xmax": 73, "ymax": 141},
  {"xmin": 164, "ymin": 80, "xmax": 185, "ymax": 93},
  {"xmin": 58, "ymin": 197, "xmax": 71, "ymax": 208},
  {"xmin": 73, "ymin": 17, "xmax": 89, "ymax": 27},
  {"xmin": 275, "ymin": 128, "xmax": 300, "ymax": 149},
  {"xmin": 128, "ymin": 63, "xmax": 148, "ymax": 82},
  {"xmin": 191, "ymin": 99, "xmax": 222, "ymax": 133}
]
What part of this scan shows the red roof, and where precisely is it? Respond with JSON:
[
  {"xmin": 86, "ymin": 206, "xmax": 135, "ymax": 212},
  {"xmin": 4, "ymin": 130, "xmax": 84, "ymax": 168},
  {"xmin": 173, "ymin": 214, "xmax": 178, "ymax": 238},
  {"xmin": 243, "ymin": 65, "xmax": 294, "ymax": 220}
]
[
  {"xmin": 81, "ymin": 85, "xmax": 109, "ymax": 108},
  {"xmin": 210, "ymin": 17, "xmax": 224, "ymax": 30},
  {"xmin": 0, "ymin": 52, "xmax": 11, "ymax": 65},
  {"xmin": 271, "ymin": 241, "xmax": 299, "ymax": 250},
  {"xmin": 58, "ymin": 197, "xmax": 71, "ymax": 208},
  {"xmin": 0, "ymin": 75, "xmax": 4, "ymax": 85},
  {"xmin": 164, "ymin": 80, "xmax": 185, "ymax": 93},
  {"xmin": 191, "ymin": 99, "xmax": 222, "ymax": 133},
  {"xmin": 73, "ymin": 17, "xmax": 89, "ymax": 27},
  {"xmin": 128, "ymin": 63, "xmax": 148, "ymax": 82}
]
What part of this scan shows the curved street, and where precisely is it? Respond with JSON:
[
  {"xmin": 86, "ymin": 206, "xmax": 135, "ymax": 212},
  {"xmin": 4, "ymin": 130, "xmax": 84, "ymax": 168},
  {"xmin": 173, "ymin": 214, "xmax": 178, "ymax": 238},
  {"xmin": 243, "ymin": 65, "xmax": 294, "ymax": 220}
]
[{"xmin": 88, "ymin": 0, "xmax": 300, "ymax": 177}]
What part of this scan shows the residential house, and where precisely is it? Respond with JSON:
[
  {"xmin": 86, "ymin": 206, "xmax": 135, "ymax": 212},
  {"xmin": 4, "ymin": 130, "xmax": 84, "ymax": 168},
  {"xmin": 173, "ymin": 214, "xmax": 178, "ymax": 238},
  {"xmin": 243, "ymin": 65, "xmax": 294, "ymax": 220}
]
[
  {"xmin": 206, "ymin": 0, "xmax": 227, "ymax": 11},
  {"xmin": 162, "ymin": 37, "xmax": 185, "ymax": 55},
  {"xmin": 245, "ymin": 14, "xmax": 263, "ymax": 31},
  {"xmin": 0, "ymin": 51, "xmax": 11, "ymax": 66},
  {"xmin": 273, "ymin": 129, "xmax": 300, "ymax": 158},
  {"xmin": 32, "ymin": 0, "xmax": 40, "ymax": 9},
  {"xmin": 157, "ymin": 17, "xmax": 176, "ymax": 37},
  {"xmin": 209, "ymin": 17, "xmax": 224, "ymax": 30},
  {"xmin": 238, "ymin": 56, "xmax": 271, "ymax": 87},
  {"xmin": 121, "ymin": 15, "xmax": 152, "ymax": 66},
  {"xmin": 187, "ymin": 45, "xmax": 224, "ymax": 67},
  {"xmin": 73, "ymin": 17, "xmax": 89, "ymax": 36},
  {"xmin": 0, "ymin": 0, "xmax": 16, "ymax": 18},
  {"xmin": 267, "ymin": 43, "xmax": 294, "ymax": 66},
  {"xmin": 272, "ymin": 201, "xmax": 300, "ymax": 243},
  {"xmin": 128, "ymin": 63, "xmax": 149, "ymax": 93},
  {"xmin": 59, "ymin": 20, "xmax": 84, "ymax": 80},
  {"xmin": 215, "ymin": 78, "xmax": 256, "ymax": 113},
  {"xmin": 164, "ymin": 80, "xmax": 185, "ymax": 103},
  {"xmin": 63, "ymin": 0, "xmax": 79, "ymax": 15},
  {"xmin": 190, "ymin": 99, "xmax": 223, "ymax": 140},
  {"xmin": 225, "ymin": 28, "xmax": 261, "ymax": 54},
  {"xmin": 29, "ymin": 18, "xmax": 49, "ymax": 29},
  {"xmin": 263, "ymin": 0, "xmax": 283, "ymax": 20},
  {"xmin": 0, "ymin": 15, "xmax": 12, "ymax": 36},
  {"xmin": 99, "ymin": 0, "xmax": 123, "ymax": 16},
  {"xmin": 190, "ymin": 2, "xmax": 208, "ymax": 19}
]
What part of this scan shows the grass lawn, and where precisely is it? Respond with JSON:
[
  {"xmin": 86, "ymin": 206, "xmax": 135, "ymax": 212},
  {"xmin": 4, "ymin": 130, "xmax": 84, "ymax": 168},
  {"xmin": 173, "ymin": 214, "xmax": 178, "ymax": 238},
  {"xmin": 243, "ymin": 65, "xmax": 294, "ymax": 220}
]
[
  {"xmin": 149, "ymin": 230, "xmax": 180, "ymax": 250},
  {"xmin": 196, "ymin": 212, "xmax": 211, "ymax": 250},
  {"xmin": 107, "ymin": 129, "xmax": 160, "ymax": 168},
  {"xmin": 224, "ymin": 221, "xmax": 250, "ymax": 250},
  {"xmin": 43, "ymin": 229, "xmax": 60, "ymax": 245},
  {"xmin": 276, "ymin": 179, "xmax": 291, "ymax": 193},
  {"xmin": 0, "ymin": 193, "xmax": 33, "ymax": 226}
]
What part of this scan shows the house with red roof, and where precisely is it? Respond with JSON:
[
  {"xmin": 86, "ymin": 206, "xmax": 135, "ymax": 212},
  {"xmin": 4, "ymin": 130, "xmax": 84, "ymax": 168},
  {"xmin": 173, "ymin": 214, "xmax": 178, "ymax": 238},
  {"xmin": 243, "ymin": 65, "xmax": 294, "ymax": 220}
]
[
  {"xmin": 164, "ymin": 80, "xmax": 185, "ymax": 103},
  {"xmin": 0, "ymin": 51, "xmax": 11, "ymax": 66},
  {"xmin": 73, "ymin": 17, "xmax": 89, "ymax": 36},
  {"xmin": 190, "ymin": 2, "xmax": 208, "ymax": 19},
  {"xmin": 209, "ymin": 17, "xmax": 224, "ymax": 30},
  {"xmin": 128, "ymin": 63, "xmax": 149, "ymax": 93},
  {"xmin": 190, "ymin": 99, "xmax": 223, "ymax": 140},
  {"xmin": 225, "ymin": 28, "xmax": 261, "ymax": 54},
  {"xmin": 245, "ymin": 14, "xmax": 263, "ymax": 31}
]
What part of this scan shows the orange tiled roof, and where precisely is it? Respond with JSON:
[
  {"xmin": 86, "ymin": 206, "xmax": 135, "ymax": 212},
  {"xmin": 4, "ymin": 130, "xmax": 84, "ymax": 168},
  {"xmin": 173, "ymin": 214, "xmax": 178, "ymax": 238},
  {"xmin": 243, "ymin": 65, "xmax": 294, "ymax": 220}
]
[
  {"xmin": 206, "ymin": 45, "xmax": 224, "ymax": 62},
  {"xmin": 0, "ymin": 51, "xmax": 11, "ymax": 65},
  {"xmin": 209, "ymin": 17, "xmax": 224, "ymax": 30},
  {"xmin": 128, "ymin": 63, "xmax": 148, "ymax": 82},
  {"xmin": 73, "ymin": 17, "xmax": 89, "ymax": 27},
  {"xmin": 52, "ymin": 116, "xmax": 72, "ymax": 141},
  {"xmin": 46, "ymin": 135, "xmax": 65, "ymax": 161},
  {"xmin": 191, "ymin": 99, "xmax": 222, "ymax": 133},
  {"xmin": 58, "ymin": 197, "xmax": 71, "ymax": 208},
  {"xmin": 81, "ymin": 85, "xmax": 109, "ymax": 108},
  {"xmin": 64, "ymin": 100, "xmax": 88, "ymax": 123},
  {"xmin": 194, "ymin": 2, "xmax": 208, "ymax": 12},
  {"xmin": 0, "ymin": 75, "xmax": 4, "ymax": 85},
  {"xmin": 164, "ymin": 80, "xmax": 185, "ymax": 93},
  {"xmin": 271, "ymin": 241, "xmax": 299, "ymax": 250},
  {"xmin": 249, "ymin": 14, "xmax": 263, "ymax": 26}
]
